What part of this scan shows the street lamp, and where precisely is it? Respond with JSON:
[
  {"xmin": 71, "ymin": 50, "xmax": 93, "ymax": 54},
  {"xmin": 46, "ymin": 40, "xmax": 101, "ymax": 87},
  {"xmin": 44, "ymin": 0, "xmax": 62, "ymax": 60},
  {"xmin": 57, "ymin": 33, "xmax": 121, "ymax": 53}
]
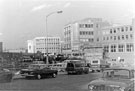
[{"xmin": 45, "ymin": 10, "xmax": 63, "ymax": 64}]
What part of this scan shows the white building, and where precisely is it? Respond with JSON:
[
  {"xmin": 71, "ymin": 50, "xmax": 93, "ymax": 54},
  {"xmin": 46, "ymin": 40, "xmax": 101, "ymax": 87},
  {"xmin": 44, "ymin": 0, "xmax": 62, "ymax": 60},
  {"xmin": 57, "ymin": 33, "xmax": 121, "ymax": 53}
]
[
  {"xmin": 63, "ymin": 18, "xmax": 110, "ymax": 56},
  {"xmin": 98, "ymin": 19, "xmax": 134, "ymax": 67},
  {"xmin": 27, "ymin": 37, "xmax": 61, "ymax": 55}
]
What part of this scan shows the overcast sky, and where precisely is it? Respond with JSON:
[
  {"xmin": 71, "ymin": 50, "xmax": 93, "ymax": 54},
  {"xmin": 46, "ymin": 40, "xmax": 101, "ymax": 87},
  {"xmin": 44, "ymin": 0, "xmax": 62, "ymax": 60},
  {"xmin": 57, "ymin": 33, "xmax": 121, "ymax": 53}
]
[{"xmin": 0, "ymin": 0, "xmax": 134, "ymax": 49}]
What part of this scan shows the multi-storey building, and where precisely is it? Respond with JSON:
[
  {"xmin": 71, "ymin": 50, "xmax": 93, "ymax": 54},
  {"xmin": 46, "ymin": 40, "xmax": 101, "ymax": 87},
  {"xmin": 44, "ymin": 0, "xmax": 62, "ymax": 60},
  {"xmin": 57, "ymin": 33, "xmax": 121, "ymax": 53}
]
[
  {"xmin": 98, "ymin": 19, "xmax": 134, "ymax": 66},
  {"xmin": 63, "ymin": 18, "xmax": 110, "ymax": 56},
  {"xmin": 27, "ymin": 37, "xmax": 61, "ymax": 55}
]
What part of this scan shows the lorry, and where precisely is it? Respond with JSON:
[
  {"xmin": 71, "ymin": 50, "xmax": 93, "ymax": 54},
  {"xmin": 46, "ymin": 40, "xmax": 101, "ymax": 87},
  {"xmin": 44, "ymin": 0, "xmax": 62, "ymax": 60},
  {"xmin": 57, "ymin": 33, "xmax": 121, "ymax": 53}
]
[
  {"xmin": 84, "ymin": 47, "xmax": 110, "ymax": 72},
  {"xmin": 89, "ymin": 59, "xmax": 110, "ymax": 72}
]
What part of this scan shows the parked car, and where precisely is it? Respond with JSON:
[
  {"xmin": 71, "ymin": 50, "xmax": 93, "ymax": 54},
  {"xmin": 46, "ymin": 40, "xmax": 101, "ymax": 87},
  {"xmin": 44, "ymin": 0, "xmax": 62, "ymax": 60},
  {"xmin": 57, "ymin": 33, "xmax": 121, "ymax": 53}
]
[
  {"xmin": 0, "ymin": 68, "xmax": 13, "ymax": 83},
  {"xmin": 20, "ymin": 64, "xmax": 58, "ymax": 79},
  {"xmin": 88, "ymin": 67, "xmax": 134, "ymax": 91},
  {"xmin": 66, "ymin": 60, "xmax": 89, "ymax": 74}
]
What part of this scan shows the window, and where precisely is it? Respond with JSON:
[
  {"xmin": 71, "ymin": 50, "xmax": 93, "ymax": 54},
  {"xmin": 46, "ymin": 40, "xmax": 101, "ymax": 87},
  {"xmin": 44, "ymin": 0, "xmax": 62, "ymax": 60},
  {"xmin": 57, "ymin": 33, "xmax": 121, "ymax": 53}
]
[
  {"xmin": 97, "ymin": 38, "xmax": 99, "ymax": 42},
  {"xmin": 91, "ymin": 32, "xmax": 93, "ymax": 35},
  {"xmin": 89, "ymin": 38, "xmax": 94, "ymax": 42},
  {"xmin": 119, "ymin": 59, "xmax": 124, "ymax": 62},
  {"xmin": 91, "ymin": 24, "xmax": 93, "ymax": 28},
  {"xmin": 122, "ymin": 35, "xmax": 124, "ymax": 40},
  {"xmin": 111, "ymin": 45, "xmax": 116, "ymax": 52},
  {"xmin": 126, "ymin": 27, "xmax": 128, "ymax": 31},
  {"xmin": 112, "ymin": 59, "xmax": 116, "ymax": 61},
  {"xmin": 130, "ymin": 27, "xmax": 132, "ymax": 31},
  {"xmin": 96, "ymin": 24, "xmax": 99, "ymax": 28},
  {"xmin": 118, "ymin": 44, "xmax": 125, "ymax": 52},
  {"xmin": 103, "ymin": 37, "xmax": 105, "ymax": 40},
  {"xmin": 121, "ymin": 28, "xmax": 124, "ymax": 32},
  {"xmin": 83, "ymin": 31, "xmax": 85, "ymax": 35},
  {"xmin": 117, "ymin": 28, "xmax": 120, "ymax": 31},
  {"xmin": 118, "ymin": 36, "xmax": 120, "ymax": 40},
  {"xmin": 130, "ymin": 34, "xmax": 133, "ymax": 39},
  {"xmin": 110, "ymin": 36, "xmax": 112, "ymax": 40},
  {"xmin": 107, "ymin": 37, "xmax": 109, "ymax": 40},
  {"xmin": 110, "ymin": 29, "xmax": 112, "ymax": 33},
  {"xmin": 126, "ymin": 35, "xmax": 128, "ymax": 39},
  {"xmin": 126, "ymin": 43, "xmax": 134, "ymax": 52},
  {"xmin": 104, "ymin": 45, "xmax": 109, "ymax": 52},
  {"xmin": 114, "ymin": 29, "xmax": 116, "ymax": 33},
  {"xmin": 114, "ymin": 36, "xmax": 116, "ymax": 40},
  {"xmin": 85, "ymin": 24, "xmax": 88, "ymax": 28}
]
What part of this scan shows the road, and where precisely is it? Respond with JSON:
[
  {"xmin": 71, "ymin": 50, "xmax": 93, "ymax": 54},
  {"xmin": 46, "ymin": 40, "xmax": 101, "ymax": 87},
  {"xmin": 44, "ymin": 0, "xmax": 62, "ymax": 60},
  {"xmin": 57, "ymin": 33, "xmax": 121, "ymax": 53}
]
[{"xmin": 0, "ymin": 72, "xmax": 102, "ymax": 91}]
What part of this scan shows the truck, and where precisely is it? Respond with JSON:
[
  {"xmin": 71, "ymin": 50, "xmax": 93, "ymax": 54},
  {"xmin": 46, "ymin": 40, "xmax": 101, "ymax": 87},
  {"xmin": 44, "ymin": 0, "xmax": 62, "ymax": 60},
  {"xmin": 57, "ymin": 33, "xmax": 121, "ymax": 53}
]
[
  {"xmin": 89, "ymin": 59, "xmax": 110, "ymax": 72},
  {"xmin": 84, "ymin": 47, "xmax": 110, "ymax": 72}
]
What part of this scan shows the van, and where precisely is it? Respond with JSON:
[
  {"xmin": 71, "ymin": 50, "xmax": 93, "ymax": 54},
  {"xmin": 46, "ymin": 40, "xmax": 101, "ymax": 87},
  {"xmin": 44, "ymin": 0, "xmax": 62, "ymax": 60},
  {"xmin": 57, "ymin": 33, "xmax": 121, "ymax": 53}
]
[{"xmin": 66, "ymin": 60, "xmax": 89, "ymax": 74}]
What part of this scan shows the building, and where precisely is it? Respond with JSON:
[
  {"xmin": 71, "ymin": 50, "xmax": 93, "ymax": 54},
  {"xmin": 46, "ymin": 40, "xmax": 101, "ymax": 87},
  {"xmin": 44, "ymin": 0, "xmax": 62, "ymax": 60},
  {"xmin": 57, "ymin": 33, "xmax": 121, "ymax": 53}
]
[
  {"xmin": 27, "ymin": 37, "xmax": 61, "ymax": 55},
  {"xmin": 99, "ymin": 19, "xmax": 134, "ymax": 66},
  {"xmin": 27, "ymin": 40, "xmax": 34, "ymax": 53},
  {"xmin": 4, "ymin": 48, "xmax": 26, "ymax": 53},
  {"xmin": 63, "ymin": 18, "xmax": 110, "ymax": 56},
  {"xmin": 0, "ymin": 42, "xmax": 3, "ymax": 52}
]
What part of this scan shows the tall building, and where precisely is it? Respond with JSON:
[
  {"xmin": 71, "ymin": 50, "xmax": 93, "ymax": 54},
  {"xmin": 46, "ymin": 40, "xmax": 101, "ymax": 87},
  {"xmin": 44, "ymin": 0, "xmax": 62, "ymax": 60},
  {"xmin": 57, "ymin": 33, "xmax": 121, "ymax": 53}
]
[
  {"xmin": 27, "ymin": 37, "xmax": 61, "ymax": 55},
  {"xmin": 99, "ymin": 19, "xmax": 134, "ymax": 66},
  {"xmin": 0, "ymin": 42, "xmax": 3, "ymax": 52},
  {"xmin": 63, "ymin": 18, "xmax": 110, "ymax": 56}
]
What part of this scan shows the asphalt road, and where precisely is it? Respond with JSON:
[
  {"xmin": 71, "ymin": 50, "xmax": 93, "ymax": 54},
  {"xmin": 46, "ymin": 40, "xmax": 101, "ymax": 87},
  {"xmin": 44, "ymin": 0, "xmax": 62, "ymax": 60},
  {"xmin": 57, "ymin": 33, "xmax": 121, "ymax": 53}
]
[{"xmin": 0, "ymin": 72, "xmax": 102, "ymax": 91}]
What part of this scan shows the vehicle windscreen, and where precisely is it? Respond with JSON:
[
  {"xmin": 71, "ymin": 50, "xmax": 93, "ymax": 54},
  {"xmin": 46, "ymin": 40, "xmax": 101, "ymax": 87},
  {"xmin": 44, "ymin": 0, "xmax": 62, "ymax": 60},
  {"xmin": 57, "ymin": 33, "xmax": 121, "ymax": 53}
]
[
  {"xmin": 103, "ymin": 69, "xmax": 130, "ymax": 79},
  {"xmin": 75, "ymin": 64, "xmax": 83, "ymax": 67},
  {"xmin": 67, "ymin": 63, "xmax": 74, "ymax": 67}
]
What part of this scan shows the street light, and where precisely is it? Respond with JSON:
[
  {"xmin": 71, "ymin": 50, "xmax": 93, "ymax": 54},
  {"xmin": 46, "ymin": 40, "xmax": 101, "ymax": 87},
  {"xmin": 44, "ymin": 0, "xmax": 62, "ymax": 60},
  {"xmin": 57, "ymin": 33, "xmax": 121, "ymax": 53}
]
[{"xmin": 45, "ymin": 10, "xmax": 63, "ymax": 64}]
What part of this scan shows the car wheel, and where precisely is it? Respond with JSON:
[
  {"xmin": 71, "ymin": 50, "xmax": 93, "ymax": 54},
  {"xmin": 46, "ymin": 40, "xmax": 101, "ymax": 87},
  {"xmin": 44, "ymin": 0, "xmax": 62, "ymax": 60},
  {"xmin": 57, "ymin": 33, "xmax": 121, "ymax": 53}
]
[
  {"xmin": 37, "ymin": 74, "xmax": 41, "ymax": 80},
  {"xmin": 52, "ymin": 73, "xmax": 57, "ymax": 78},
  {"xmin": 85, "ymin": 71, "xmax": 89, "ymax": 74}
]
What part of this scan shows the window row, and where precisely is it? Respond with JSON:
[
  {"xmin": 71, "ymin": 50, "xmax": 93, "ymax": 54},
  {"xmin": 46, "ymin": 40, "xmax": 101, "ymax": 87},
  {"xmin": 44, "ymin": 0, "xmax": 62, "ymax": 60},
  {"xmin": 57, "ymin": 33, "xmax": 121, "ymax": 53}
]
[
  {"xmin": 64, "ymin": 30, "xmax": 71, "ymax": 35},
  {"xmin": 104, "ymin": 43, "xmax": 134, "ymax": 53},
  {"xmin": 36, "ymin": 39, "xmax": 60, "ymax": 41},
  {"xmin": 64, "ymin": 37, "xmax": 71, "ymax": 42},
  {"xmin": 80, "ymin": 31, "xmax": 94, "ymax": 35},
  {"xmin": 36, "ymin": 48, "xmax": 60, "ymax": 49},
  {"xmin": 36, "ymin": 43, "xmax": 60, "ymax": 45},
  {"xmin": 110, "ymin": 26, "xmax": 132, "ymax": 34},
  {"xmin": 112, "ymin": 59, "xmax": 124, "ymax": 62},
  {"xmin": 79, "ymin": 24, "xmax": 93, "ymax": 28},
  {"xmin": 103, "ymin": 34, "xmax": 133, "ymax": 41},
  {"xmin": 80, "ymin": 38, "xmax": 94, "ymax": 42}
]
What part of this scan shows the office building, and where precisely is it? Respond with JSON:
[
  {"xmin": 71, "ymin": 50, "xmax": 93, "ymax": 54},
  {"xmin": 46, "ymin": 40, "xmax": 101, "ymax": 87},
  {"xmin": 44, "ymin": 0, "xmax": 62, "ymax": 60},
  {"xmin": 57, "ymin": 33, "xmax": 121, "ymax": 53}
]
[
  {"xmin": 63, "ymin": 18, "xmax": 110, "ymax": 56},
  {"xmin": 99, "ymin": 19, "xmax": 134, "ymax": 66},
  {"xmin": 27, "ymin": 37, "xmax": 61, "ymax": 55}
]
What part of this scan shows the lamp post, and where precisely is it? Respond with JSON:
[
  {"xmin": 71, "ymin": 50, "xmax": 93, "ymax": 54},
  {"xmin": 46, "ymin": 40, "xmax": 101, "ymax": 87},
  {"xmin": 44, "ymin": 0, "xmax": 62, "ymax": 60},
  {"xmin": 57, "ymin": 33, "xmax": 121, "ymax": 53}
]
[{"xmin": 45, "ymin": 10, "xmax": 63, "ymax": 65}]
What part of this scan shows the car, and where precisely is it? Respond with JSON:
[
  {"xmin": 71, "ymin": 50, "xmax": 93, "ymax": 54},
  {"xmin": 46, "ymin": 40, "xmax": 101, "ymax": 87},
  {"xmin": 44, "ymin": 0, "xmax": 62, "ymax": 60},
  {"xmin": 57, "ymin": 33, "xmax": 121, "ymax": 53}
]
[
  {"xmin": 20, "ymin": 64, "xmax": 58, "ymax": 79},
  {"xmin": 66, "ymin": 60, "xmax": 89, "ymax": 74},
  {"xmin": 88, "ymin": 67, "xmax": 134, "ymax": 91},
  {"xmin": 0, "ymin": 68, "xmax": 13, "ymax": 83}
]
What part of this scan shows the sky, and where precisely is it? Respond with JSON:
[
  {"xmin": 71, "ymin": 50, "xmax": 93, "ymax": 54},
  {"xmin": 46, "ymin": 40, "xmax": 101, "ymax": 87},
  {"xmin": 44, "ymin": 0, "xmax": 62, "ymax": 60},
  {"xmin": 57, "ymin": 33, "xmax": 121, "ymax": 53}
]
[{"xmin": 0, "ymin": 0, "xmax": 134, "ymax": 49}]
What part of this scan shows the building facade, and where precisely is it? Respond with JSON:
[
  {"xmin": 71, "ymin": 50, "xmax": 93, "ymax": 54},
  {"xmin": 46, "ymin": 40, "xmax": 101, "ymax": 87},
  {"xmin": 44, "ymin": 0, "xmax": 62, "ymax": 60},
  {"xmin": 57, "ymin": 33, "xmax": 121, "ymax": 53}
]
[
  {"xmin": 0, "ymin": 42, "xmax": 3, "ymax": 52},
  {"xmin": 63, "ymin": 18, "xmax": 110, "ymax": 56},
  {"xmin": 99, "ymin": 19, "xmax": 134, "ymax": 66},
  {"xmin": 27, "ymin": 37, "xmax": 61, "ymax": 55}
]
